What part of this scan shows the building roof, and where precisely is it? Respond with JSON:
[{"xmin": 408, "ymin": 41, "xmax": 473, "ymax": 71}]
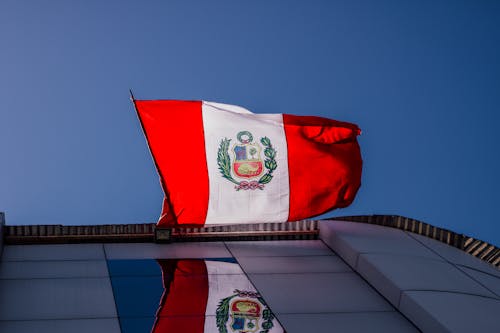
[
  {"xmin": 1, "ymin": 212, "xmax": 499, "ymax": 333},
  {"xmin": 2, "ymin": 213, "xmax": 498, "ymax": 268}
]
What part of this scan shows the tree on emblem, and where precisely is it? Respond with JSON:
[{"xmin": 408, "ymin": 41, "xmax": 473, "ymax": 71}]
[
  {"xmin": 249, "ymin": 147, "xmax": 257, "ymax": 159},
  {"xmin": 217, "ymin": 132, "xmax": 277, "ymax": 191}
]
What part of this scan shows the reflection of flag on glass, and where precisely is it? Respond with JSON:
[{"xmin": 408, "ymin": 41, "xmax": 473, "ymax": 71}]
[
  {"xmin": 134, "ymin": 100, "xmax": 362, "ymax": 226},
  {"xmin": 152, "ymin": 259, "xmax": 285, "ymax": 333}
]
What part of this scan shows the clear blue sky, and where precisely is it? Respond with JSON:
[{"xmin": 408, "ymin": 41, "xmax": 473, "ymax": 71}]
[{"xmin": 1, "ymin": 0, "xmax": 499, "ymax": 245}]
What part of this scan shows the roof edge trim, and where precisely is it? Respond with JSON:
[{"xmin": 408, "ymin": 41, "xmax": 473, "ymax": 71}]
[{"xmin": 330, "ymin": 215, "xmax": 499, "ymax": 268}]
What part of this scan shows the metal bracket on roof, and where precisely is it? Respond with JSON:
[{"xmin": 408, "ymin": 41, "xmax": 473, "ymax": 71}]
[{"xmin": 154, "ymin": 227, "xmax": 172, "ymax": 243}]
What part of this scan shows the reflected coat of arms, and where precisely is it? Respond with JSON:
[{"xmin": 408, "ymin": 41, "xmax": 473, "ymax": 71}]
[
  {"xmin": 217, "ymin": 131, "xmax": 277, "ymax": 191},
  {"xmin": 216, "ymin": 290, "xmax": 276, "ymax": 333}
]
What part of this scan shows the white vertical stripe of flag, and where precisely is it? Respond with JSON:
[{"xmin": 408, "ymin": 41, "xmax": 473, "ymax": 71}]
[{"xmin": 202, "ymin": 102, "xmax": 290, "ymax": 224}]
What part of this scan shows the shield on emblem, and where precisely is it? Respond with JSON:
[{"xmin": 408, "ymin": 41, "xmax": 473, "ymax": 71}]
[
  {"xmin": 232, "ymin": 143, "xmax": 263, "ymax": 179},
  {"xmin": 230, "ymin": 299, "xmax": 261, "ymax": 333}
]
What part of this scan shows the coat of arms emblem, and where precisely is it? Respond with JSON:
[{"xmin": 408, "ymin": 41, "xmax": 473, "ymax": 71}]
[
  {"xmin": 216, "ymin": 290, "xmax": 276, "ymax": 333},
  {"xmin": 230, "ymin": 299, "xmax": 261, "ymax": 332},
  {"xmin": 217, "ymin": 131, "xmax": 277, "ymax": 190}
]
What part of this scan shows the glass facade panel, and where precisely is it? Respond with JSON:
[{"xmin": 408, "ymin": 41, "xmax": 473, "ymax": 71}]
[{"xmin": 107, "ymin": 258, "xmax": 284, "ymax": 333}]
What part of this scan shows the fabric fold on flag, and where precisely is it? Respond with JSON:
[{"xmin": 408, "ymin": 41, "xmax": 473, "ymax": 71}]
[{"xmin": 134, "ymin": 100, "xmax": 362, "ymax": 226}]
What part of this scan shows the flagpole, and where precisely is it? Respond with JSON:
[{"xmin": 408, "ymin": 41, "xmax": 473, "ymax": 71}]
[{"xmin": 129, "ymin": 89, "xmax": 135, "ymax": 102}]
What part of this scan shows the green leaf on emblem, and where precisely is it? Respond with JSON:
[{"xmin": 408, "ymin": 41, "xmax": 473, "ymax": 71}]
[{"xmin": 217, "ymin": 138, "xmax": 239, "ymax": 185}]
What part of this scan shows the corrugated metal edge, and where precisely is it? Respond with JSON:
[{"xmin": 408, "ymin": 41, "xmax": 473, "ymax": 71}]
[
  {"xmin": 0, "ymin": 212, "xmax": 4, "ymax": 258},
  {"xmin": 4, "ymin": 223, "xmax": 156, "ymax": 244},
  {"xmin": 330, "ymin": 215, "xmax": 499, "ymax": 269},
  {"xmin": 3, "ymin": 220, "xmax": 319, "ymax": 244}
]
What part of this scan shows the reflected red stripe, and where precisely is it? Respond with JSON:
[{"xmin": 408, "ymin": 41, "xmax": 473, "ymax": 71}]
[{"xmin": 152, "ymin": 260, "xmax": 209, "ymax": 332}]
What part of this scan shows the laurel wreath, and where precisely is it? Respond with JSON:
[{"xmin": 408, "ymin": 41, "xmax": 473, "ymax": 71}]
[
  {"xmin": 259, "ymin": 137, "xmax": 277, "ymax": 185},
  {"xmin": 217, "ymin": 138, "xmax": 239, "ymax": 185},
  {"xmin": 216, "ymin": 294, "xmax": 235, "ymax": 333},
  {"xmin": 217, "ymin": 136, "xmax": 277, "ymax": 188},
  {"xmin": 215, "ymin": 293, "xmax": 275, "ymax": 333}
]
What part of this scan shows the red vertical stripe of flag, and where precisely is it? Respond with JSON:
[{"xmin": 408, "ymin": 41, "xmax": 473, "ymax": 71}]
[
  {"xmin": 283, "ymin": 114, "xmax": 362, "ymax": 221},
  {"xmin": 135, "ymin": 100, "xmax": 209, "ymax": 225}
]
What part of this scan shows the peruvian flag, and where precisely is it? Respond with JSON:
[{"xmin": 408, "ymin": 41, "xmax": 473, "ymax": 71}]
[
  {"xmin": 134, "ymin": 100, "xmax": 362, "ymax": 226},
  {"xmin": 152, "ymin": 259, "xmax": 285, "ymax": 333}
]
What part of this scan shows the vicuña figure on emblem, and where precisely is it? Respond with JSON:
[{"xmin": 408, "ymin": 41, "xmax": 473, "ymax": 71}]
[{"xmin": 217, "ymin": 131, "xmax": 277, "ymax": 191}]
